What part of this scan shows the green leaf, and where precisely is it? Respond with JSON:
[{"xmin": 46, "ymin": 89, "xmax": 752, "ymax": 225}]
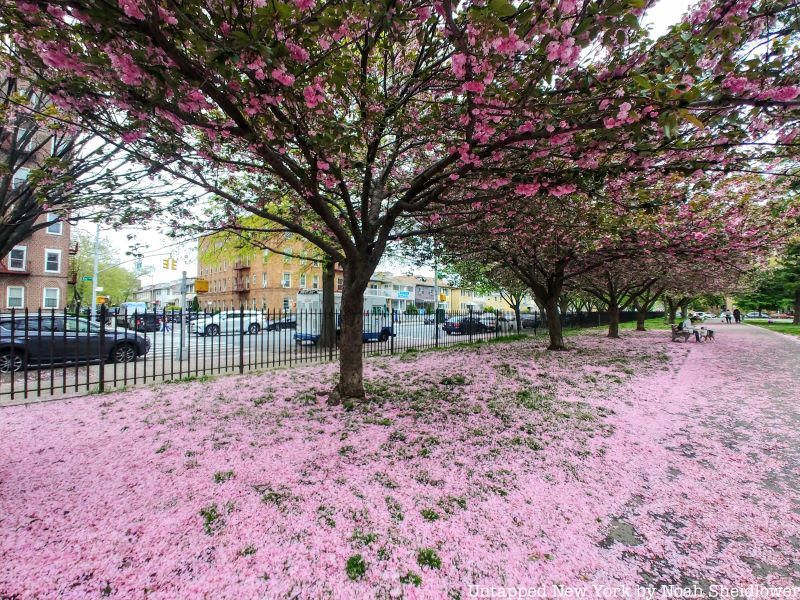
[
  {"xmin": 681, "ymin": 111, "xmax": 706, "ymax": 130},
  {"xmin": 632, "ymin": 74, "xmax": 651, "ymax": 90},
  {"xmin": 488, "ymin": 0, "xmax": 516, "ymax": 18}
]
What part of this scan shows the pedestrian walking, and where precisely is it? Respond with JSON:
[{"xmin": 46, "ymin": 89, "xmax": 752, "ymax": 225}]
[
  {"xmin": 733, "ymin": 308, "xmax": 741, "ymax": 324},
  {"xmin": 725, "ymin": 310, "xmax": 733, "ymax": 324},
  {"xmin": 162, "ymin": 316, "xmax": 171, "ymax": 332}
]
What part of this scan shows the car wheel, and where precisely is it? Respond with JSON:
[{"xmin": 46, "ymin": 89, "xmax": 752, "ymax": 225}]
[
  {"xmin": 111, "ymin": 343, "xmax": 137, "ymax": 364},
  {"xmin": 206, "ymin": 324, "xmax": 221, "ymax": 336},
  {"xmin": 0, "ymin": 348, "xmax": 25, "ymax": 373},
  {"xmin": 378, "ymin": 331, "xmax": 389, "ymax": 342},
  {"xmin": 248, "ymin": 323, "xmax": 261, "ymax": 335}
]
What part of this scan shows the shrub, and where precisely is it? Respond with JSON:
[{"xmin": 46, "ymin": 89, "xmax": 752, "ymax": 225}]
[
  {"xmin": 345, "ymin": 554, "xmax": 367, "ymax": 580},
  {"xmin": 417, "ymin": 548, "xmax": 442, "ymax": 569}
]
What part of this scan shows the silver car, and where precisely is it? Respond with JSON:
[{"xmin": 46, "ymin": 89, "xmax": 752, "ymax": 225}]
[{"xmin": 190, "ymin": 311, "xmax": 268, "ymax": 336}]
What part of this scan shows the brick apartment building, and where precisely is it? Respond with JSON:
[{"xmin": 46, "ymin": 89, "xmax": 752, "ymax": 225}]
[
  {"xmin": 197, "ymin": 233, "xmax": 339, "ymax": 312},
  {"xmin": 1, "ymin": 212, "xmax": 73, "ymax": 310}
]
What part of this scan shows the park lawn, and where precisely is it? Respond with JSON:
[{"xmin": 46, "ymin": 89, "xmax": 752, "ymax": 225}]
[
  {"xmin": 5, "ymin": 330, "xmax": 791, "ymax": 596},
  {"xmin": 0, "ymin": 332, "xmax": 679, "ymax": 598},
  {"xmin": 747, "ymin": 320, "xmax": 800, "ymax": 337}
]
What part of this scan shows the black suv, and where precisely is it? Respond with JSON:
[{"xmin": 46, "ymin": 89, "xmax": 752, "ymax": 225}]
[
  {"xmin": 442, "ymin": 316, "xmax": 493, "ymax": 335},
  {"xmin": 0, "ymin": 315, "xmax": 150, "ymax": 373}
]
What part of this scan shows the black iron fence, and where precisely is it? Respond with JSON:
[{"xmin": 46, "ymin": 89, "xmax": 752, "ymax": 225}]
[{"xmin": 0, "ymin": 306, "xmax": 657, "ymax": 403}]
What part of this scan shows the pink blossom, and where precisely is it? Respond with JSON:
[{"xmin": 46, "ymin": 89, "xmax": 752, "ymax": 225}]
[
  {"xmin": 286, "ymin": 41, "xmax": 310, "ymax": 63},
  {"xmin": 117, "ymin": 0, "xmax": 145, "ymax": 20},
  {"xmin": 107, "ymin": 52, "xmax": 146, "ymax": 86},
  {"xmin": 515, "ymin": 182, "xmax": 541, "ymax": 197},
  {"xmin": 451, "ymin": 53, "xmax": 468, "ymax": 79},
  {"xmin": 292, "ymin": 0, "xmax": 315, "ymax": 9},
  {"xmin": 549, "ymin": 183, "xmax": 576, "ymax": 197},
  {"xmin": 271, "ymin": 67, "xmax": 295, "ymax": 87},
  {"xmin": 303, "ymin": 83, "xmax": 325, "ymax": 108},
  {"xmin": 462, "ymin": 81, "xmax": 485, "ymax": 94}
]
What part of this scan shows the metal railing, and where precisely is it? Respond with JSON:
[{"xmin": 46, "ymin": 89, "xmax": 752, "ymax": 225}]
[{"xmin": 0, "ymin": 305, "xmax": 656, "ymax": 403}]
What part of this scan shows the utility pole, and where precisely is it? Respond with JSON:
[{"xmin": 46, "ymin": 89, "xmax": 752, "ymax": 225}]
[
  {"xmin": 90, "ymin": 221, "xmax": 100, "ymax": 320},
  {"xmin": 178, "ymin": 270, "xmax": 187, "ymax": 361},
  {"xmin": 433, "ymin": 251, "xmax": 440, "ymax": 348}
]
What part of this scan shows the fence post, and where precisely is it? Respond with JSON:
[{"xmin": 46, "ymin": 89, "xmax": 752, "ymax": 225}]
[
  {"xmin": 239, "ymin": 305, "xmax": 245, "ymax": 375},
  {"xmin": 435, "ymin": 305, "xmax": 440, "ymax": 348},
  {"xmin": 98, "ymin": 304, "xmax": 107, "ymax": 393},
  {"xmin": 391, "ymin": 310, "xmax": 396, "ymax": 355},
  {"xmin": 469, "ymin": 306, "xmax": 473, "ymax": 344}
]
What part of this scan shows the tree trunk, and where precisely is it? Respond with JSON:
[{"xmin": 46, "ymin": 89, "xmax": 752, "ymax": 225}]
[
  {"xmin": 794, "ymin": 286, "xmax": 800, "ymax": 325},
  {"xmin": 514, "ymin": 302, "xmax": 522, "ymax": 334},
  {"xmin": 635, "ymin": 308, "xmax": 647, "ymax": 331},
  {"xmin": 320, "ymin": 259, "xmax": 336, "ymax": 350},
  {"xmin": 330, "ymin": 265, "xmax": 369, "ymax": 404},
  {"xmin": 679, "ymin": 299, "xmax": 690, "ymax": 319},
  {"xmin": 544, "ymin": 298, "xmax": 566, "ymax": 350},
  {"xmin": 607, "ymin": 300, "xmax": 620, "ymax": 338}
]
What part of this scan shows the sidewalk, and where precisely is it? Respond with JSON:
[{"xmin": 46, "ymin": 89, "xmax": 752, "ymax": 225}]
[{"xmin": 596, "ymin": 323, "xmax": 800, "ymax": 586}]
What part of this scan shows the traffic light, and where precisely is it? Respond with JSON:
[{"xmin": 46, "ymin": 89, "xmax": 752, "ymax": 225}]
[{"xmin": 171, "ymin": 258, "xmax": 177, "ymax": 270}]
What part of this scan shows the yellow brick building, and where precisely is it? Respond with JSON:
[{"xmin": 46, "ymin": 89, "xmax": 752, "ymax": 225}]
[{"xmin": 196, "ymin": 233, "xmax": 329, "ymax": 312}]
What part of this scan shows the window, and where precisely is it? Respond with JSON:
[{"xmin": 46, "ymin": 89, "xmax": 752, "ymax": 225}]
[
  {"xmin": 283, "ymin": 249, "xmax": 293, "ymax": 264},
  {"xmin": 65, "ymin": 318, "xmax": 99, "ymax": 333},
  {"xmin": 299, "ymin": 274, "xmax": 306, "ymax": 288},
  {"xmin": 46, "ymin": 213, "xmax": 63, "ymax": 235},
  {"xmin": 262, "ymin": 249, "xmax": 270, "ymax": 262},
  {"xmin": 337, "ymin": 277, "xmax": 344, "ymax": 292},
  {"xmin": 282, "ymin": 273, "xmax": 291, "ymax": 288},
  {"xmin": 283, "ymin": 297, "xmax": 290, "ymax": 311},
  {"xmin": 43, "ymin": 287, "xmax": 60, "ymax": 309},
  {"xmin": 312, "ymin": 275, "xmax": 319, "ymax": 289},
  {"xmin": 284, "ymin": 232, "xmax": 293, "ymax": 239},
  {"xmin": 8, "ymin": 246, "xmax": 26, "ymax": 270},
  {"xmin": 12, "ymin": 167, "xmax": 29, "ymax": 189},
  {"xmin": 6, "ymin": 286, "xmax": 24, "ymax": 308},
  {"xmin": 262, "ymin": 273, "xmax": 267, "ymax": 288},
  {"xmin": 44, "ymin": 249, "xmax": 61, "ymax": 273},
  {"xmin": 52, "ymin": 134, "xmax": 72, "ymax": 156},
  {"xmin": 17, "ymin": 127, "xmax": 36, "ymax": 151}
]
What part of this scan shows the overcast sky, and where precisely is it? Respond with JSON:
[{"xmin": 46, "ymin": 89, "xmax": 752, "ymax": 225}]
[{"xmin": 77, "ymin": 0, "xmax": 695, "ymax": 286}]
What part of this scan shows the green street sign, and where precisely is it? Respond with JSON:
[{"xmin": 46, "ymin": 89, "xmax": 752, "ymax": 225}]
[{"xmin": 82, "ymin": 276, "xmax": 93, "ymax": 281}]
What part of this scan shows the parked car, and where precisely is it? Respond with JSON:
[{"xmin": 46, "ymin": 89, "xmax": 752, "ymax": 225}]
[
  {"xmin": 165, "ymin": 310, "xmax": 201, "ymax": 323},
  {"xmin": 118, "ymin": 312, "xmax": 163, "ymax": 333},
  {"xmin": 191, "ymin": 311, "xmax": 267, "ymax": 336},
  {"xmin": 265, "ymin": 317, "xmax": 297, "ymax": 331},
  {"xmin": 521, "ymin": 316, "xmax": 540, "ymax": 329},
  {"xmin": 496, "ymin": 316, "xmax": 516, "ymax": 332},
  {"xmin": 442, "ymin": 316, "xmax": 493, "ymax": 335},
  {"xmin": 744, "ymin": 311, "xmax": 771, "ymax": 319},
  {"xmin": 690, "ymin": 311, "xmax": 713, "ymax": 320},
  {"xmin": 0, "ymin": 315, "xmax": 150, "ymax": 373}
]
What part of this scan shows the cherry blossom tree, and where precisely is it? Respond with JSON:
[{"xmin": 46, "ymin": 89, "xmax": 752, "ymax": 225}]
[{"xmin": 3, "ymin": 0, "xmax": 799, "ymax": 398}]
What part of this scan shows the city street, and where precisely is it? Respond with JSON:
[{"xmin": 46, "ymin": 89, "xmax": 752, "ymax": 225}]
[{"xmin": 0, "ymin": 318, "xmax": 525, "ymax": 405}]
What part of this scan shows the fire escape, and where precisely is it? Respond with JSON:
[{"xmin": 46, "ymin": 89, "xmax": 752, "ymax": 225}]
[{"xmin": 232, "ymin": 260, "xmax": 251, "ymax": 297}]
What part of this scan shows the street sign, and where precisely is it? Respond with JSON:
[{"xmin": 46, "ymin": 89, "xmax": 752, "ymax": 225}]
[
  {"xmin": 82, "ymin": 276, "xmax": 93, "ymax": 281},
  {"xmin": 195, "ymin": 278, "xmax": 209, "ymax": 293}
]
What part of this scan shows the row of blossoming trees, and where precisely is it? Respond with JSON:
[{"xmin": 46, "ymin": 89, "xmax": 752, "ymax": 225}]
[{"xmin": 2, "ymin": 0, "xmax": 798, "ymax": 399}]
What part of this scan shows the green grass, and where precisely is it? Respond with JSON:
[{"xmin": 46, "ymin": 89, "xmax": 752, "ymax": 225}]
[{"xmin": 748, "ymin": 321, "xmax": 800, "ymax": 337}]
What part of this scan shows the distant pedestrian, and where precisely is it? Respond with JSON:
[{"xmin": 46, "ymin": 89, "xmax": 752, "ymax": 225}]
[
  {"xmin": 725, "ymin": 310, "xmax": 732, "ymax": 324},
  {"xmin": 733, "ymin": 308, "xmax": 741, "ymax": 324},
  {"xmin": 162, "ymin": 317, "xmax": 171, "ymax": 332}
]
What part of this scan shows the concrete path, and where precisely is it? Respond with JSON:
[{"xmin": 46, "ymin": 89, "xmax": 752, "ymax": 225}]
[{"xmin": 599, "ymin": 323, "xmax": 800, "ymax": 588}]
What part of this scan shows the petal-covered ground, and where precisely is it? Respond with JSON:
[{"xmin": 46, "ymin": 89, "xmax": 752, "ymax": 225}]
[{"xmin": 1, "ymin": 325, "xmax": 798, "ymax": 599}]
